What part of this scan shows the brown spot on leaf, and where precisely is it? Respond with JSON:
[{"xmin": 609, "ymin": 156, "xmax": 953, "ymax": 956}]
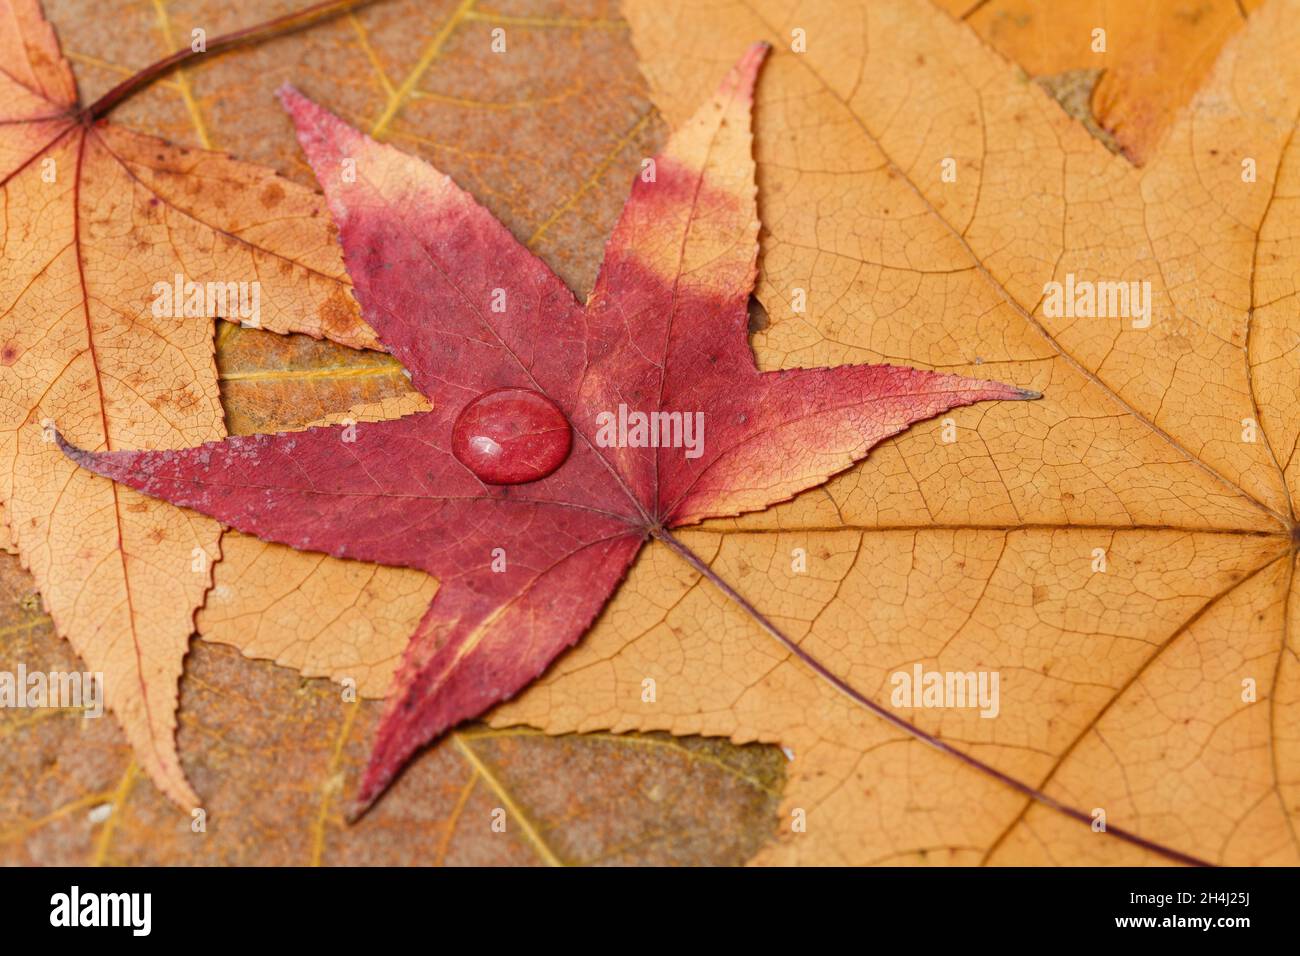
[
  {"xmin": 318, "ymin": 285, "xmax": 361, "ymax": 340},
  {"xmin": 259, "ymin": 182, "xmax": 285, "ymax": 208}
]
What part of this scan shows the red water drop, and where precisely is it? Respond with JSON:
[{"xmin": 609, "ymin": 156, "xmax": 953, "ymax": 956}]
[{"xmin": 452, "ymin": 387, "xmax": 572, "ymax": 484}]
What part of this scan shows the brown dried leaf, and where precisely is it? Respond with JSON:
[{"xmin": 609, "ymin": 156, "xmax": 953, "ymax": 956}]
[
  {"xmin": 934, "ymin": 0, "xmax": 1258, "ymax": 164},
  {"xmin": 0, "ymin": 0, "xmax": 375, "ymax": 806}
]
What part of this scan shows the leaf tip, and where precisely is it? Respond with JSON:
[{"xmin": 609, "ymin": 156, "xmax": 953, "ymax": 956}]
[
  {"xmin": 55, "ymin": 432, "xmax": 138, "ymax": 485},
  {"xmin": 343, "ymin": 796, "xmax": 372, "ymax": 825},
  {"xmin": 346, "ymin": 770, "xmax": 391, "ymax": 824},
  {"xmin": 732, "ymin": 40, "xmax": 771, "ymax": 92},
  {"xmin": 275, "ymin": 80, "xmax": 301, "ymax": 99},
  {"xmin": 275, "ymin": 82, "xmax": 309, "ymax": 116},
  {"xmin": 53, "ymin": 429, "xmax": 94, "ymax": 469}
]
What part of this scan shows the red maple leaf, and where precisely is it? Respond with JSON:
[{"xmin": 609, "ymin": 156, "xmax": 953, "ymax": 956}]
[{"xmin": 62, "ymin": 43, "xmax": 1036, "ymax": 813}]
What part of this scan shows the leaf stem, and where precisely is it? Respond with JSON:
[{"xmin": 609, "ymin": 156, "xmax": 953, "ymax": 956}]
[
  {"xmin": 651, "ymin": 526, "xmax": 1212, "ymax": 867},
  {"xmin": 82, "ymin": 0, "xmax": 375, "ymax": 121}
]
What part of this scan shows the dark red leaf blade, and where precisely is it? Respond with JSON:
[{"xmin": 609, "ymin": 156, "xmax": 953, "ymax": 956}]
[
  {"xmin": 57, "ymin": 410, "xmax": 643, "ymax": 810},
  {"xmin": 277, "ymin": 85, "xmax": 591, "ymax": 414},
  {"xmin": 57, "ymin": 411, "xmax": 632, "ymax": 576}
]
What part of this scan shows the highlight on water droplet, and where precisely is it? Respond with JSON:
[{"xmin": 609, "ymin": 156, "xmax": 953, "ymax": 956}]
[{"xmin": 451, "ymin": 387, "xmax": 572, "ymax": 484}]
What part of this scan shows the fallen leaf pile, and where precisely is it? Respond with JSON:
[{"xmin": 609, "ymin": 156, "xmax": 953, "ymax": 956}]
[
  {"xmin": 65, "ymin": 44, "xmax": 1035, "ymax": 812},
  {"xmin": 5, "ymin": 0, "xmax": 1300, "ymax": 867}
]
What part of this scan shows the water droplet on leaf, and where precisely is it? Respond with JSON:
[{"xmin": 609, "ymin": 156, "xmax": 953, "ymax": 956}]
[{"xmin": 451, "ymin": 387, "xmax": 571, "ymax": 484}]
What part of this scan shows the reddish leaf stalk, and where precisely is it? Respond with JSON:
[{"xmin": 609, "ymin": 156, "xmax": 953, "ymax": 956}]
[
  {"xmin": 651, "ymin": 527, "xmax": 1214, "ymax": 868},
  {"xmin": 82, "ymin": 0, "xmax": 375, "ymax": 121}
]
